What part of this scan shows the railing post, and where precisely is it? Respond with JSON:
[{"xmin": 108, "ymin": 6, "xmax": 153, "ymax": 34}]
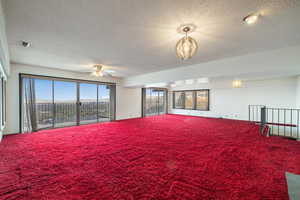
[
  {"xmin": 260, "ymin": 106, "xmax": 267, "ymax": 134},
  {"xmin": 248, "ymin": 105, "xmax": 250, "ymax": 121}
]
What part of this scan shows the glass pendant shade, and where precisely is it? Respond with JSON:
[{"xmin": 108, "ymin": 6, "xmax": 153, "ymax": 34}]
[{"xmin": 176, "ymin": 36, "xmax": 198, "ymax": 60}]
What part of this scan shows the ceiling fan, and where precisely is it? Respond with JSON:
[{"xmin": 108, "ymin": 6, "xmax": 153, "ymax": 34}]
[{"xmin": 91, "ymin": 64, "xmax": 114, "ymax": 77}]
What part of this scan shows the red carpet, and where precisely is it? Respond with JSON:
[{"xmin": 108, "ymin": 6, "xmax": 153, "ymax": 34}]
[{"xmin": 0, "ymin": 114, "xmax": 299, "ymax": 199}]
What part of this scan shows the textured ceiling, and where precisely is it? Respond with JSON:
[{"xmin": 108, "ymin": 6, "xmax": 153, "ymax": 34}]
[{"xmin": 3, "ymin": 0, "xmax": 300, "ymax": 77}]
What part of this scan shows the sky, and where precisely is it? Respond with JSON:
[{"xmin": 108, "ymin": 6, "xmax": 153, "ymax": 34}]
[{"xmin": 34, "ymin": 79, "xmax": 110, "ymax": 102}]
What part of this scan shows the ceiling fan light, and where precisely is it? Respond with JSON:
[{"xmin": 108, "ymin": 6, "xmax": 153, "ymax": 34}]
[{"xmin": 92, "ymin": 70, "xmax": 103, "ymax": 77}]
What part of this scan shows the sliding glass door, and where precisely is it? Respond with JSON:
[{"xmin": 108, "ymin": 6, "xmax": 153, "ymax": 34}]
[
  {"xmin": 54, "ymin": 81, "xmax": 77, "ymax": 128},
  {"xmin": 79, "ymin": 83, "xmax": 98, "ymax": 125},
  {"xmin": 98, "ymin": 84, "xmax": 111, "ymax": 122},
  {"xmin": 35, "ymin": 78, "xmax": 53, "ymax": 130},
  {"xmin": 142, "ymin": 88, "xmax": 167, "ymax": 117},
  {"xmin": 21, "ymin": 74, "xmax": 116, "ymax": 133}
]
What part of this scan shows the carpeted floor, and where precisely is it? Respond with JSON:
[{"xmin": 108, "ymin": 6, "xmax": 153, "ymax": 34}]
[{"xmin": 0, "ymin": 114, "xmax": 299, "ymax": 200}]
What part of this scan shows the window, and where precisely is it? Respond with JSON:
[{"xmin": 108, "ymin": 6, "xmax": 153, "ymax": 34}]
[
  {"xmin": 174, "ymin": 91, "xmax": 185, "ymax": 109},
  {"xmin": 20, "ymin": 74, "xmax": 116, "ymax": 132},
  {"xmin": 196, "ymin": 90, "xmax": 209, "ymax": 110},
  {"xmin": 185, "ymin": 91, "xmax": 194, "ymax": 109},
  {"xmin": 142, "ymin": 88, "xmax": 167, "ymax": 117},
  {"xmin": 173, "ymin": 90, "xmax": 209, "ymax": 111}
]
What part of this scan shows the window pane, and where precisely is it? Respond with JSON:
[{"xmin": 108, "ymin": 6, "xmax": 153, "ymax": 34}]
[
  {"xmin": 80, "ymin": 83, "xmax": 98, "ymax": 124},
  {"xmin": 144, "ymin": 88, "xmax": 167, "ymax": 116},
  {"xmin": 158, "ymin": 91, "xmax": 165, "ymax": 114},
  {"xmin": 174, "ymin": 92, "xmax": 184, "ymax": 109},
  {"xmin": 185, "ymin": 91, "xmax": 194, "ymax": 109},
  {"xmin": 196, "ymin": 90, "xmax": 209, "ymax": 110},
  {"xmin": 35, "ymin": 79, "xmax": 53, "ymax": 129},
  {"xmin": 98, "ymin": 84, "xmax": 111, "ymax": 121},
  {"xmin": 54, "ymin": 80, "xmax": 77, "ymax": 127}
]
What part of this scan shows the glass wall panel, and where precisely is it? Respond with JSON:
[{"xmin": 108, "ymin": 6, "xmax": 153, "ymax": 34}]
[
  {"xmin": 54, "ymin": 81, "xmax": 77, "ymax": 127},
  {"xmin": 196, "ymin": 90, "xmax": 209, "ymax": 110},
  {"xmin": 185, "ymin": 91, "xmax": 194, "ymax": 109},
  {"xmin": 79, "ymin": 83, "xmax": 98, "ymax": 125},
  {"xmin": 35, "ymin": 79, "xmax": 53, "ymax": 129},
  {"xmin": 20, "ymin": 74, "xmax": 116, "ymax": 132},
  {"xmin": 174, "ymin": 91, "xmax": 185, "ymax": 109},
  {"xmin": 143, "ymin": 88, "xmax": 167, "ymax": 116},
  {"xmin": 98, "ymin": 84, "xmax": 111, "ymax": 122}
]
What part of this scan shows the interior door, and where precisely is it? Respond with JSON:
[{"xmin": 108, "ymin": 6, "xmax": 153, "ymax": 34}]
[
  {"xmin": 79, "ymin": 83, "xmax": 98, "ymax": 124},
  {"xmin": 53, "ymin": 80, "xmax": 77, "ymax": 128}
]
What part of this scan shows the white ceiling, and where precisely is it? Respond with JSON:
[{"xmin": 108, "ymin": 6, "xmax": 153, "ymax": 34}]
[{"xmin": 3, "ymin": 0, "xmax": 300, "ymax": 77}]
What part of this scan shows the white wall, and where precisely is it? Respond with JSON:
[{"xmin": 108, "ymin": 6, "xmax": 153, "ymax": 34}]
[
  {"xmin": 5, "ymin": 63, "xmax": 141, "ymax": 134},
  {"xmin": 116, "ymin": 87, "xmax": 141, "ymax": 120},
  {"xmin": 169, "ymin": 77, "xmax": 297, "ymax": 120},
  {"xmin": 296, "ymin": 76, "xmax": 300, "ymax": 108}
]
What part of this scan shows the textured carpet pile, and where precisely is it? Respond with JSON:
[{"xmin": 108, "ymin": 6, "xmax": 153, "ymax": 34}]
[{"xmin": 0, "ymin": 114, "xmax": 299, "ymax": 199}]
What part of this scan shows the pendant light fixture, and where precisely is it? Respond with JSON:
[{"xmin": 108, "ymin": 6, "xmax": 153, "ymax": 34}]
[{"xmin": 176, "ymin": 26, "xmax": 198, "ymax": 60}]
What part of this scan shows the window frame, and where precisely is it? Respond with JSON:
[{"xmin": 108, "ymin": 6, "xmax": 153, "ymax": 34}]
[
  {"xmin": 173, "ymin": 91, "xmax": 185, "ymax": 109},
  {"xmin": 19, "ymin": 73, "xmax": 116, "ymax": 133},
  {"xmin": 141, "ymin": 87, "xmax": 168, "ymax": 117},
  {"xmin": 173, "ymin": 89, "xmax": 210, "ymax": 111}
]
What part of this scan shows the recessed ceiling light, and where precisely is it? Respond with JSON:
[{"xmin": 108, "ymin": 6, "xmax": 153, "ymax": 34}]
[{"xmin": 243, "ymin": 14, "xmax": 259, "ymax": 25}]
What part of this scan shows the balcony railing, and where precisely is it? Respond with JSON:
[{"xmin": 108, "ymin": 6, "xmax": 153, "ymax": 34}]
[{"xmin": 35, "ymin": 102, "xmax": 110, "ymax": 129}]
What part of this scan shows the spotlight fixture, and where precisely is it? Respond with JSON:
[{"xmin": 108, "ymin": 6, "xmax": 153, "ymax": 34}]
[
  {"xmin": 243, "ymin": 14, "xmax": 259, "ymax": 25},
  {"xmin": 21, "ymin": 40, "xmax": 31, "ymax": 48},
  {"xmin": 176, "ymin": 26, "xmax": 198, "ymax": 60}
]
